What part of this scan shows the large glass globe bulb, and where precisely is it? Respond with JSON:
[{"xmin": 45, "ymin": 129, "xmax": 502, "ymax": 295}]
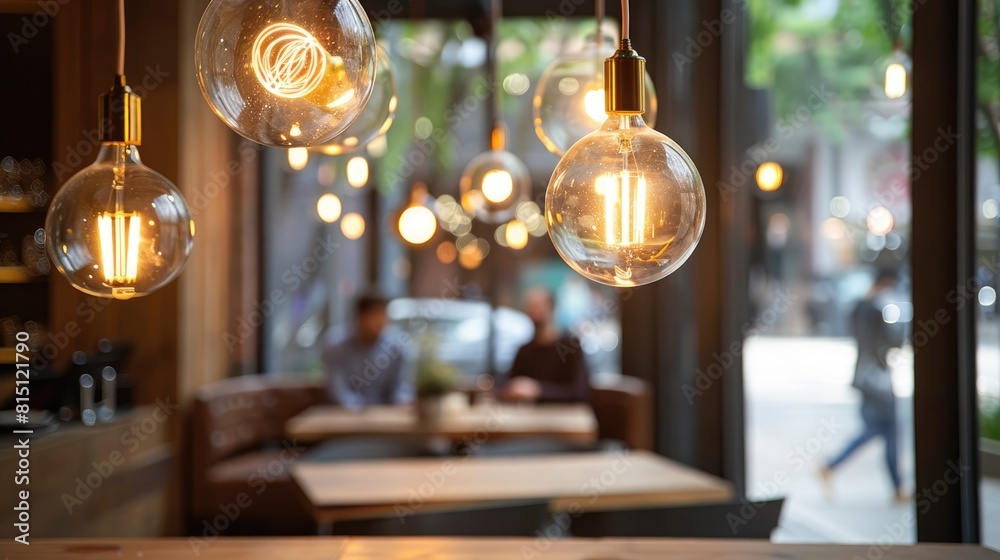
[
  {"xmin": 534, "ymin": 35, "xmax": 658, "ymax": 156},
  {"xmin": 316, "ymin": 44, "xmax": 397, "ymax": 156},
  {"xmin": 546, "ymin": 115, "xmax": 705, "ymax": 287},
  {"xmin": 460, "ymin": 150, "xmax": 531, "ymax": 224},
  {"xmin": 195, "ymin": 0, "xmax": 378, "ymax": 147},
  {"xmin": 46, "ymin": 144, "xmax": 195, "ymax": 300}
]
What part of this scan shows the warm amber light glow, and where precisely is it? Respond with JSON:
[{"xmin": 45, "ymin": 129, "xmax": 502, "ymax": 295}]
[
  {"xmin": 288, "ymin": 147, "xmax": 309, "ymax": 170},
  {"xmin": 505, "ymin": 219, "xmax": 529, "ymax": 250},
  {"xmin": 252, "ymin": 23, "xmax": 327, "ymax": 99},
  {"xmin": 597, "ymin": 172, "xmax": 648, "ymax": 246},
  {"xmin": 755, "ymin": 161, "xmax": 783, "ymax": 192},
  {"xmin": 341, "ymin": 212, "xmax": 365, "ymax": 239},
  {"xmin": 97, "ymin": 211, "xmax": 141, "ymax": 297},
  {"xmin": 583, "ymin": 86, "xmax": 606, "ymax": 123},
  {"xmin": 436, "ymin": 241, "xmax": 457, "ymax": 264},
  {"xmin": 316, "ymin": 193, "xmax": 342, "ymax": 223},
  {"xmin": 398, "ymin": 205, "xmax": 437, "ymax": 245},
  {"xmin": 347, "ymin": 157, "xmax": 369, "ymax": 188},
  {"xmin": 481, "ymin": 170, "xmax": 514, "ymax": 204},
  {"xmin": 867, "ymin": 206, "xmax": 894, "ymax": 235},
  {"xmin": 458, "ymin": 244, "xmax": 484, "ymax": 270},
  {"xmin": 884, "ymin": 63, "xmax": 907, "ymax": 100}
]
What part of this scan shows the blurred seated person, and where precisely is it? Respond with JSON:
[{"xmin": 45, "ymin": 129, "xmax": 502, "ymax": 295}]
[
  {"xmin": 501, "ymin": 288, "xmax": 591, "ymax": 403},
  {"xmin": 322, "ymin": 293, "xmax": 413, "ymax": 407}
]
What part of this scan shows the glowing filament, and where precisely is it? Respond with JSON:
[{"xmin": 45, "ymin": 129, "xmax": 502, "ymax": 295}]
[
  {"xmin": 598, "ymin": 171, "xmax": 647, "ymax": 246},
  {"xmin": 481, "ymin": 170, "xmax": 514, "ymax": 204},
  {"xmin": 252, "ymin": 23, "xmax": 328, "ymax": 99},
  {"xmin": 583, "ymin": 86, "xmax": 606, "ymax": 123},
  {"xmin": 98, "ymin": 211, "xmax": 141, "ymax": 284},
  {"xmin": 884, "ymin": 63, "xmax": 907, "ymax": 100}
]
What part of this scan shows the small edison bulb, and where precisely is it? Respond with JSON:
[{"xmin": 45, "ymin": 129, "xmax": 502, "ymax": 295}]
[
  {"xmin": 398, "ymin": 183, "xmax": 437, "ymax": 246},
  {"xmin": 46, "ymin": 143, "xmax": 195, "ymax": 300},
  {"xmin": 875, "ymin": 47, "xmax": 911, "ymax": 102},
  {"xmin": 346, "ymin": 156, "xmax": 369, "ymax": 188},
  {"xmin": 317, "ymin": 45, "xmax": 397, "ymax": 156},
  {"xmin": 399, "ymin": 206, "xmax": 437, "ymax": 245},
  {"xmin": 756, "ymin": 161, "xmax": 783, "ymax": 192},
  {"xmin": 341, "ymin": 212, "xmax": 365, "ymax": 239},
  {"xmin": 460, "ymin": 150, "xmax": 531, "ymax": 224},
  {"xmin": 546, "ymin": 114, "xmax": 706, "ymax": 287},
  {"xmin": 194, "ymin": 0, "xmax": 377, "ymax": 147},
  {"xmin": 505, "ymin": 219, "xmax": 529, "ymax": 250},
  {"xmin": 534, "ymin": 35, "xmax": 658, "ymax": 156},
  {"xmin": 316, "ymin": 193, "xmax": 342, "ymax": 223}
]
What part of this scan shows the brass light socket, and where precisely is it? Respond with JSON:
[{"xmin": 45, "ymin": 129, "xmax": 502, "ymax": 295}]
[
  {"xmin": 604, "ymin": 39, "xmax": 646, "ymax": 114},
  {"xmin": 99, "ymin": 74, "xmax": 142, "ymax": 145}
]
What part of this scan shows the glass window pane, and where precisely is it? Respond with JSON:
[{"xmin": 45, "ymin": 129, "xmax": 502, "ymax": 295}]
[
  {"xmin": 740, "ymin": 0, "xmax": 914, "ymax": 543},
  {"xmin": 975, "ymin": 0, "xmax": 1000, "ymax": 551}
]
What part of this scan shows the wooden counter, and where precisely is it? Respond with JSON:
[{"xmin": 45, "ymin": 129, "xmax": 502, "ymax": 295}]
[{"xmin": 7, "ymin": 537, "xmax": 999, "ymax": 559}]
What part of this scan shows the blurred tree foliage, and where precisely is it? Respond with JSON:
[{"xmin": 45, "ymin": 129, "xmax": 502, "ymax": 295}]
[
  {"xmin": 745, "ymin": 0, "xmax": 908, "ymax": 139},
  {"xmin": 978, "ymin": 0, "xmax": 1000, "ymax": 156},
  {"xmin": 373, "ymin": 19, "xmax": 598, "ymax": 194}
]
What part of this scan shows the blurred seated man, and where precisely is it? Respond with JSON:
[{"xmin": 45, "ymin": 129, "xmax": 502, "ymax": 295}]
[
  {"xmin": 322, "ymin": 293, "xmax": 413, "ymax": 407},
  {"xmin": 501, "ymin": 288, "xmax": 590, "ymax": 403}
]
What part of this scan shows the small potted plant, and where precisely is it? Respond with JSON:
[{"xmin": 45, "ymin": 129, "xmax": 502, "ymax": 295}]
[{"xmin": 414, "ymin": 337, "xmax": 458, "ymax": 423}]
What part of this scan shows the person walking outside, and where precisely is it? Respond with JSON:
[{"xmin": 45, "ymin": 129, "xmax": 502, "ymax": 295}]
[{"xmin": 820, "ymin": 268, "xmax": 908, "ymax": 502}]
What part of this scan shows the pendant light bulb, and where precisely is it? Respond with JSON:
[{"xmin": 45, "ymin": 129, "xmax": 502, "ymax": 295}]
[
  {"xmin": 317, "ymin": 45, "xmax": 398, "ymax": 156},
  {"xmin": 195, "ymin": 0, "xmax": 378, "ymax": 147},
  {"xmin": 460, "ymin": 146, "xmax": 531, "ymax": 224},
  {"xmin": 545, "ymin": 35, "xmax": 705, "ymax": 287},
  {"xmin": 47, "ymin": 2, "xmax": 193, "ymax": 300},
  {"xmin": 874, "ymin": 43, "xmax": 911, "ymax": 102},
  {"xmin": 397, "ymin": 183, "xmax": 438, "ymax": 246},
  {"xmin": 533, "ymin": 33, "xmax": 658, "ymax": 156},
  {"xmin": 47, "ymin": 78, "xmax": 194, "ymax": 300}
]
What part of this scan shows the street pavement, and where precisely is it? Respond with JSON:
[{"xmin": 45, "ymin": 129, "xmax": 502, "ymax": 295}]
[{"xmin": 745, "ymin": 336, "xmax": 998, "ymax": 549}]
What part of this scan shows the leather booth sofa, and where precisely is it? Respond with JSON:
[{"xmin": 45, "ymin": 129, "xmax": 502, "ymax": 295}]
[
  {"xmin": 190, "ymin": 375, "xmax": 325, "ymax": 535},
  {"xmin": 189, "ymin": 374, "xmax": 651, "ymax": 535}
]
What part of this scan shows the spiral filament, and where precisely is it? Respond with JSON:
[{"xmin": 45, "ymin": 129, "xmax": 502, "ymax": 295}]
[{"xmin": 252, "ymin": 23, "xmax": 327, "ymax": 98}]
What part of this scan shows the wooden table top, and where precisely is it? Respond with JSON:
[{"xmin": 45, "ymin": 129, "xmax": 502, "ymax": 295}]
[
  {"xmin": 11, "ymin": 537, "xmax": 1000, "ymax": 559},
  {"xmin": 285, "ymin": 403, "xmax": 598, "ymax": 444},
  {"xmin": 291, "ymin": 449, "xmax": 734, "ymax": 523}
]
